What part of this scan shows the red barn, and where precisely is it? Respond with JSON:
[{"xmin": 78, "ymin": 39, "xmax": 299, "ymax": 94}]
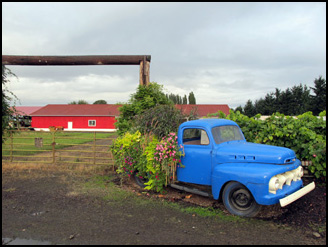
[
  {"xmin": 30, "ymin": 104, "xmax": 230, "ymax": 132},
  {"xmin": 30, "ymin": 104, "xmax": 121, "ymax": 132}
]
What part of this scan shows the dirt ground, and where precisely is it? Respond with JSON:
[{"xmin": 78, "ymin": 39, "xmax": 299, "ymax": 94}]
[{"xmin": 2, "ymin": 163, "xmax": 326, "ymax": 245}]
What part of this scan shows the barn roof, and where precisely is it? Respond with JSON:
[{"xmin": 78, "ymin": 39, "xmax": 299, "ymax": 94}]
[
  {"xmin": 30, "ymin": 104, "xmax": 122, "ymax": 116},
  {"xmin": 29, "ymin": 104, "xmax": 230, "ymax": 118},
  {"xmin": 176, "ymin": 104, "xmax": 230, "ymax": 117},
  {"xmin": 11, "ymin": 106, "xmax": 43, "ymax": 116}
]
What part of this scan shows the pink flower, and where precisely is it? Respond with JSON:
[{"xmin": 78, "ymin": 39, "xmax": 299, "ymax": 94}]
[{"xmin": 313, "ymin": 154, "xmax": 317, "ymax": 158}]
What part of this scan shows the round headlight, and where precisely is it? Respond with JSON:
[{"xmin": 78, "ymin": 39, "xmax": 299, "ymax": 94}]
[
  {"xmin": 297, "ymin": 166, "xmax": 303, "ymax": 180},
  {"xmin": 269, "ymin": 177, "xmax": 280, "ymax": 194},
  {"xmin": 284, "ymin": 171, "xmax": 294, "ymax": 185},
  {"xmin": 276, "ymin": 174, "xmax": 287, "ymax": 189}
]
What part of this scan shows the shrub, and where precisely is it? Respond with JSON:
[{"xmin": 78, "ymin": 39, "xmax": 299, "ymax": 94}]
[
  {"xmin": 115, "ymin": 82, "xmax": 173, "ymax": 135},
  {"xmin": 111, "ymin": 131, "xmax": 144, "ymax": 177},
  {"xmin": 134, "ymin": 104, "xmax": 184, "ymax": 139},
  {"xmin": 217, "ymin": 110, "xmax": 326, "ymax": 181},
  {"xmin": 111, "ymin": 131, "xmax": 184, "ymax": 192}
]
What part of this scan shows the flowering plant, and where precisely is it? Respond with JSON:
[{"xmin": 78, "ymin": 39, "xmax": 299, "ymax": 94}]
[
  {"xmin": 111, "ymin": 131, "xmax": 143, "ymax": 177},
  {"xmin": 154, "ymin": 132, "xmax": 183, "ymax": 184},
  {"xmin": 141, "ymin": 132, "xmax": 184, "ymax": 192},
  {"xmin": 111, "ymin": 131, "xmax": 184, "ymax": 192}
]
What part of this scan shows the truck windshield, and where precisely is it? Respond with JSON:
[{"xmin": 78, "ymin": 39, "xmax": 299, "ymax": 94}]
[{"xmin": 211, "ymin": 125, "xmax": 244, "ymax": 144}]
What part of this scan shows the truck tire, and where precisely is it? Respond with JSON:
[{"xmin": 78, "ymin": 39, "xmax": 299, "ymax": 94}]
[
  {"xmin": 222, "ymin": 181, "xmax": 261, "ymax": 217},
  {"xmin": 133, "ymin": 172, "xmax": 149, "ymax": 188}
]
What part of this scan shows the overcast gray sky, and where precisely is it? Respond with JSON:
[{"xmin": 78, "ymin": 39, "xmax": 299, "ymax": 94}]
[{"xmin": 2, "ymin": 2, "xmax": 326, "ymax": 109}]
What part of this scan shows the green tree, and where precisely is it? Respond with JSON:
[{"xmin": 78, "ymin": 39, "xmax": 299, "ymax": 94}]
[
  {"xmin": 93, "ymin": 99, "xmax": 107, "ymax": 104},
  {"xmin": 310, "ymin": 76, "xmax": 326, "ymax": 115},
  {"xmin": 167, "ymin": 93, "xmax": 184, "ymax": 104},
  {"xmin": 279, "ymin": 88, "xmax": 294, "ymax": 115},
  {"xmin": 188, "ymin": 91, "xmax": 196, "ymax": 104},
  {"xmin": 243, "ymin": 99, "xmax": 256, "ymax": 117},
  {"xmin": 290, "ymin": 84, "xmax": 311, "ymax": 115},
  {"xmin": 183, "ymin": 95, "xmax": 188, "ymax": 104},
  {"xmin": 244, "ymin": 82, "xmax": 315, "ymax": 116},
  {"xmin": 234, "ymin": 105, "xmax": 244, "ymax": 114},
  {"xmin": 115, "ymin": 82, "xmax": 172, "ymax": 135},
  {"xmin": 2, "ymin": 65, "xmax": 18, "ymax": 143},
  {"xmin": 69, "ymin": 99, "xmax": 89, "ymax": 104}
]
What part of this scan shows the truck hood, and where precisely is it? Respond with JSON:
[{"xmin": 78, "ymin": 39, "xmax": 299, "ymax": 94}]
[{"xmin": 215, "ymin": 141, "xmax": 296, "ymax": 165}]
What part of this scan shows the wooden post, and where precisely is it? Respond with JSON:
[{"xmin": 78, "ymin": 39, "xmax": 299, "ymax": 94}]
[
  {"xmin": 93, "ymin": 132, "xmax": 96, "ymax": 165},
  {"xmin": 10, "ymin": 131, "xmax": 13, "ymax": 162},
  {"xmin": 52, "ymin": 132, "xmax": 56, "ymax": 164},
  {"xmin": 144, "ymin": 60, "xmax": 150, "ymax": 86},
  {"xmin": 139, "ymin": 59, "xmax": 150, "ymax": 86}
]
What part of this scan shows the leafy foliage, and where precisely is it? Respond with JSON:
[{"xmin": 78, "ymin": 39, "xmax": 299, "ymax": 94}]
[
  {"xmin": 2, "ymin": 65, "xmax": 18, "ymax": 143},
  {"xmin": 216, "ymin": 110, "xmax": 326, "ymax": 181},
  {"xmin": 115, "ymin": 82, "xmax": 173, "ymax": 135},
  {"xmin": 134, "ymin": 104, "xmax": 184, "ymax": 139},
  {"xmin": 111, "ymin": 131, "xmax": 184, "ymax": 192},
  {"xmin": 69, "ymin": 99, "xmax": 89, "ymax": 104},
  {"xmin": 93, "ymin": 99, "xmax": 107, "ymax": 104},
  {"xmin": 110, "ymin": 131, "xmax": 145, "ymax": 177}
]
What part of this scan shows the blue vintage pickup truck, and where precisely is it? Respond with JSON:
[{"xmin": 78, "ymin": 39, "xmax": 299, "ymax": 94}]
[{"xmin": 136, "ymin": 119, "xmax": 315, "ymax": 217}]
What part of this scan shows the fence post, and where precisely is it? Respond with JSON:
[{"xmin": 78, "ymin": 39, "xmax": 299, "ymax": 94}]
[
  {"xmin": 93, "ymin": 132, "xmax": 96, "ymax": 165},
  {"xmin": 52, "ymin": 131, "xmax": 56, "ymax": 164},
  {"xmin": 10, "ymin": 131, "xmax": 13, "ymax": 162}
]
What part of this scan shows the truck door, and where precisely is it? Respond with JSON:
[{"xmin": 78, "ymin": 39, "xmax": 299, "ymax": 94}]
[{"xmin": 177, "ymin": 128, "xmax": 212, "ymax": 185}]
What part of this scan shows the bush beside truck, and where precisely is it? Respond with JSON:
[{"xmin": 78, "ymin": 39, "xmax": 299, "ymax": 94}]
[
  {"xmin": 212, "ymin": 110, "xmax": 326, "ymax": 181},
  {"xmin": 111, "ymin": 131, "xmax": 184, "ymax": 192}
]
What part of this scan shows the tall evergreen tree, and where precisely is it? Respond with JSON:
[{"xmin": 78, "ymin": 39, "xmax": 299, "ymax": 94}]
[
  {"xmin": 243, "ymin": 100, "xmax": 256, "ymax": 117},
  {"xmin": 183, "ymin": 95, "xmax": 188, "ymax": 104},
  {"xmin": 290, "ymin": 84, "xmax": 311, "ymax": 114},
  {"xmin": 188, "ymin": 91, "xmax": 196, "ymax": 104},
  {"xmin": 310, "ymin": 76, "xmax": 326, "ymax": 115}
]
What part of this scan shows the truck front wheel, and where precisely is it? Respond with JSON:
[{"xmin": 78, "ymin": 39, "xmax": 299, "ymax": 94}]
[
  {"xmin": 133, "ymin": 172, "xmax": 149, "ymax": 188},
  {"xmin": 222, "ymin": 182, "xmax": 261, "ymax": 217}
]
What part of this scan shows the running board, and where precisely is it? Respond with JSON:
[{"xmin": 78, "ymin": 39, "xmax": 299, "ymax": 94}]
[{"xmin": 169, "ymin": 183, "xmax": 210, "ymax": 197}]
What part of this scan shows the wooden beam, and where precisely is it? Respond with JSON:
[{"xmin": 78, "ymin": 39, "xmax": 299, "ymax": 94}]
[{"xmin": 2, "ymin": 55, "xmax": 151, "ymax": 66}]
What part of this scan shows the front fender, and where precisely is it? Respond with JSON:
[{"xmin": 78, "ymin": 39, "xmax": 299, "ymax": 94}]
[{"xmin": 211, "ymin": 162, "xmax": 300, "ymax": 203}]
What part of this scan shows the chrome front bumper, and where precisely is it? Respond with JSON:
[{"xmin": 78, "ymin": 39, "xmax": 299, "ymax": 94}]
[{"xmin": 279, "ymin": 182, "xmax": 315, "ymax": 207}]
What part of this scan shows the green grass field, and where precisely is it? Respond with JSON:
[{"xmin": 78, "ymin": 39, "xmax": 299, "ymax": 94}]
[{"xmin": 2, "ymin": 131, "xmax": 117, "ymax": 157}]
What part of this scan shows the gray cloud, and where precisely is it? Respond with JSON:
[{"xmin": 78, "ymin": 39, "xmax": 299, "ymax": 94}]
[{"xmin": 2, "ymin": 2, "xmax": 326, "ymax": 108}]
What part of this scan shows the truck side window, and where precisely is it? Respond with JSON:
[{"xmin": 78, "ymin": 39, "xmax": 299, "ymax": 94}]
[{"xmin": 183, "ymin": 129, "xmax": 209, "ymax": 145}]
